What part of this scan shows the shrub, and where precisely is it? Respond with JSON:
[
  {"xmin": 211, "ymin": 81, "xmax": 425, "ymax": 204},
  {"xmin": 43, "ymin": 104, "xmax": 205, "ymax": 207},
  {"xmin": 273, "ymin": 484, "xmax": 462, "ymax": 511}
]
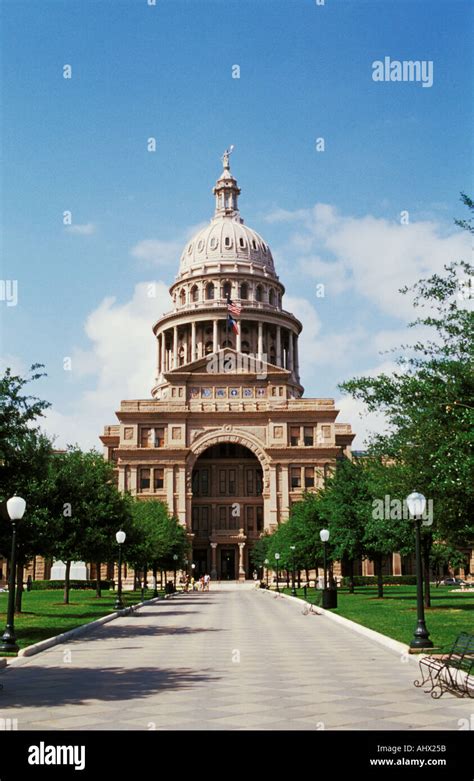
[
  {"xmin": 340, "ymin": 575, "xmax": 417, "ymax": 587},
  {"xmin": 31, "ymin": 579, "xmax": 114, "ymax": 591}
]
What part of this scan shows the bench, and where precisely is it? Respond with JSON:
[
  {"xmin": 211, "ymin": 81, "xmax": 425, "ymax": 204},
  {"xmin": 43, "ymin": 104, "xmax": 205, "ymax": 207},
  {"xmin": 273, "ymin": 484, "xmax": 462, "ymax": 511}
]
[{"xmin": 414, "ymin": 632, "xmax": 474, "ymax": 698}]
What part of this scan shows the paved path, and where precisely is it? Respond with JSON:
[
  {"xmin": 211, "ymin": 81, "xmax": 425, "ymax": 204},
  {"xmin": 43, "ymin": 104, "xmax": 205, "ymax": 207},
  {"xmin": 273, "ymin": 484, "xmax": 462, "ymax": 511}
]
[{"xmin": 0, "ymin": 585, "xmax": 472, "ymax": 730}]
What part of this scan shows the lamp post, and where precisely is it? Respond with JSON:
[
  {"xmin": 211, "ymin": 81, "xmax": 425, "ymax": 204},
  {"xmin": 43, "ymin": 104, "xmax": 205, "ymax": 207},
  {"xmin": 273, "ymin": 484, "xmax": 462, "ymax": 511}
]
[
  {"xmin": 114, "ymin": 530, "xmax": 126, "ymax": 610},
  {"xmin": 406, "ymin": 492, "xmax": 433, "ymax": 649},
  {"xmin": 320, "ymin": 528, "xmax": 337, "ymax": 609},
  {"xmin": 0, "ymin": 496, "xmax": 26, "ymax": 653},
  {"xmin": 264, "ymin": 558, "xmax": 269, "ymax": 587},
  {"xmin": 274, "ymin": 553, "xmax": 280, "ymax": 593},
  {"xmin": 173, "ymin": 554, "xmax": 178, "ymax": 589},
  {"xmin": 290, "ymin": 545, "xmax": 297, "ymax": 597}
]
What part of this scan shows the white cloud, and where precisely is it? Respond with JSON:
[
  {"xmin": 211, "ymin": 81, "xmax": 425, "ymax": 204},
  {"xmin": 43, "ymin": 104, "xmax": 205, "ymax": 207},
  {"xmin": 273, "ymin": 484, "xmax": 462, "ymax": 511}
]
[
  {"xmin": 65, "ymin": 223, "xmax": 96, "ymax": 235},
  {"xmin": 131, "ymin": 222, "xmax": 207, "ymax": 268},
  {"xmin": 270, "ymin": 204, "xmax": 470, "ymax": 320},
  {"xmin": 41, "ymin": 281, "xmax": 170, "ymax": 449}
]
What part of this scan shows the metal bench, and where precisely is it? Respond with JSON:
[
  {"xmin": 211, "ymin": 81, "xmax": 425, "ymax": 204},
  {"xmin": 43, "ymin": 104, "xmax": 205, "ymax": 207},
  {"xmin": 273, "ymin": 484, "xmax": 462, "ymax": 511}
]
[{"xmin": 414, "ymin": 632, "xmax": 474, "ymax": 698}]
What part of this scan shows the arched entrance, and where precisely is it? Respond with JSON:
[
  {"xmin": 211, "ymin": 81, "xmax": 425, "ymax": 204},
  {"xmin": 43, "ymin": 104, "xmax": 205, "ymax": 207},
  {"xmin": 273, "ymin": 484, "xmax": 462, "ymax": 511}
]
[{"xmin": 191, "ymin": 442, "xmax": 264, "ymax": 580}]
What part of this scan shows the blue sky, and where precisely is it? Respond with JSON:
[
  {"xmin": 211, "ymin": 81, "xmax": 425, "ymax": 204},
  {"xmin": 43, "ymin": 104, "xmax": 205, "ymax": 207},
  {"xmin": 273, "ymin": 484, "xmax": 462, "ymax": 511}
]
[{"xmin": 1, "ymin": 0, "xmax": 472, "ymax": 447}]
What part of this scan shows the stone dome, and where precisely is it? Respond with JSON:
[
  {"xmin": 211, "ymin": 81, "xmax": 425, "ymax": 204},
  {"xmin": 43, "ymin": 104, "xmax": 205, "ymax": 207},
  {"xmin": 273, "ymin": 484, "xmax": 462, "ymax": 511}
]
[
  {"xmin": 178, "ymin": 149, "xmax": 276, "ymax": 277},
  {"xmin": 179, "ymin": 216, "xmax": 275, "ymax": 275}
]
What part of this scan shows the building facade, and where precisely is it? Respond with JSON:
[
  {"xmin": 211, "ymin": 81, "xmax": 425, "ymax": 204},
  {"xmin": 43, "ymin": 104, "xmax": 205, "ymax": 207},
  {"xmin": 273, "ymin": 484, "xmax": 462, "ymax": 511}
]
[{"xmin": 100, "ymin": 152, "xmax": 355, "ymax": 581}]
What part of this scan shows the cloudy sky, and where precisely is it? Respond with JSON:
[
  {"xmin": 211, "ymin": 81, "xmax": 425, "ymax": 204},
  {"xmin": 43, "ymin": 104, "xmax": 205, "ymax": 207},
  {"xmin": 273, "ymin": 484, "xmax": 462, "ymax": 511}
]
[{"xmin": 1, "ymin": 0, "xmax": 472, "ymax": 449}]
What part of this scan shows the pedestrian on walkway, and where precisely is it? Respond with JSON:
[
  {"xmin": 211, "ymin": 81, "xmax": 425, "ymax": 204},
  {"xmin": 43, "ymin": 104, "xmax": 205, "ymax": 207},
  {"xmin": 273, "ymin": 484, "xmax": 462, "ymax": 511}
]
[{"xmin": 204, "ymin": 573, "xmax": 210, "ymax": 591}]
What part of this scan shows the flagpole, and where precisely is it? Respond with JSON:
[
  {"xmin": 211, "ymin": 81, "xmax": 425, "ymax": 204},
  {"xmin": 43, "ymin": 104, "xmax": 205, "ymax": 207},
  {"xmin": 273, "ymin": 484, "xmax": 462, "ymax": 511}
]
[{"xmin": 226, "ymin": 295, "xmax": 229, "ymax": 349}]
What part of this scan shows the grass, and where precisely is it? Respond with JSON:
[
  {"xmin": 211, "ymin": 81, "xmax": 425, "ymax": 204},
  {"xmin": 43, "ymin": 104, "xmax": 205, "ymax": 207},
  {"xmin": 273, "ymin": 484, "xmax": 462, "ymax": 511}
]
[
  {"xmin": 279, "ymin": 585, "xmax": 474, "ymax": 649},
  {"xmin": 0, "ymin": 588, "xmax": 165, "ymax": 655}
]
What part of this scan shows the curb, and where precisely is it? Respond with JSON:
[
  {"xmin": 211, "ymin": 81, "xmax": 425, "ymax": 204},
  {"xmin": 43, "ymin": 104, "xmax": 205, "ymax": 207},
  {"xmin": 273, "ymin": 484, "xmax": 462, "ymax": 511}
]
[
  {"xmin": 4, "ymin": 595, "xmax": 165, "ymax": 664},
  {"xmin": 261, "ymin": 588, "xmax": 421, "ymax": 665}
]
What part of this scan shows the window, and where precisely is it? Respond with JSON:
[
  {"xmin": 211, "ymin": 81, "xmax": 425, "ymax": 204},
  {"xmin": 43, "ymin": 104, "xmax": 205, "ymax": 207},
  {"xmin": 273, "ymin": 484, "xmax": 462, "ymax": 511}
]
[
  {"xmin": 252, "ymin": 240, "xmax": 257, "ymax": 250},
  {"xmin": 192, "ymin": 506, "xmax": 199, "ymax": 532},
  {"xmin": 290, "ymin": 467, "xmax": 301, "ymax": 489},
  {"xmin": 206, "ymin": 282, "xmax": 215, "ymax": 300},
  {"xmin": 179, "ymin": 289, "xmax": 186, "ymax": 306},
  {"xmin": 201, "ymin": 507, "xmax": 209, "ymax": 531},
  {"xmin": 304, "ymin": 467, "xmax": 314, "ymax": 488},
  {"xmin": 140, "ymin": 468, "xmax": 150, "ymax": 491},
  {"xmin": 290, "ymin": 426, "xmax": 300, "ymax": 446},
  {"xmin": 255, "ymin": 285, "xmax": 263, "ymax": 302},
  {"xmin": 256, "ymin": 469, "xmax": 263, "ymax": 496},
  {"xmin": 219, "ymin": 469, "xmax": 226, "ymax": 494},
  {"xmin": 205, "ymin": 341, "xmax": 213, "ymax": 354},
  {"xmin": 191, "ymin": 285, "xmax": 199, "ymax": 302},
  {"xmin": 219, "ymin": 506, "xmax": 227, "ymax": 529},
  {"xmin": 223, "ymin": 281, "xmax": 232, "ymax": 299},
  {"xmin": 154, "ymin": 428, "xmax": 165, "ymax": 447},
  {"xmin": 224, "ymin": 236, "xmax": 231, "ymax": 248},
  {"xmin": 269, "ymin": 289, "xmax": 275, "ymax": 306},
  {"xmin": 154, "ymin": 468, "xmax": 164, "ymax": 490},
  {"xmin": 240, "ymin": 282, "xmax": 248, "ymax": 300},
  {"xmin": 304, "ymin": 426, "xmax": 314, "ymax": 446},
  {"xmin": 246, "ymin": 469, "xmax": 254, "ymax": 496},
  {"xmin": 228, "ymin": 469, "xmax": 236, "ymax": 495},
  {"xmin": 192, "ymin": 470, "xmax": 199, "ymax": 494},
  {"xmin": 246, "ymin": 506, "xmax": 254, "ymax": 532},
  {"xmin": 140, "ymin": 428, "xmax": 151, "ymax": 448},
  {"xmin": 201, "ymin": 469, "xmax": 209, "ymax": 496},
  {"xmin": 256, "ymin": 506, "xmax": 264, "ymax": 531},
  {"xmin": 239, "ymin": 237, "xmax": 245, "ymax": 248}
]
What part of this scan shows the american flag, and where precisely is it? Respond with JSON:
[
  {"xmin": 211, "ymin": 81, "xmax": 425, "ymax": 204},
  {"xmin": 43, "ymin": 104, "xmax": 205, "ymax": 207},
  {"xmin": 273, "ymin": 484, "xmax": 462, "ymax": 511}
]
[{"xmin": 227, "ymin": 297, "xmax": 242, "ymax": 317}]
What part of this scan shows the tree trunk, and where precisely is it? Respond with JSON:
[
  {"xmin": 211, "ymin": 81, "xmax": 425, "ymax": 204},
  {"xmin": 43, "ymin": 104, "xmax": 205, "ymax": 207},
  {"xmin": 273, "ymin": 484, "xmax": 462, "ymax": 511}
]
[
  {"xmin": 15, "ymin": 562, "xmax": 24, "ymax": 614},
  {"xmin": 63, "ymin": 560, "xmax": 71, "ymax": 604},
  {"xmin": 376, "ymin": 555, "xmax": 384, "ymax": 598},
  {"xmin": 95, "ymin": 561, "xmax": 102, "ymax": 598},
  {"xmin": 348, "ymin": 559, "xmax": 355, "ymax": 594},
  {"xmin": 286, "ymin": 570, "xmax": 290, "ymax": 588},
  {"xmin": 297, "ymin": 569, "xmax": 301, "ymax": 588},
  {"xmin": 305, "ymin": 568, "xmax": 310, "ymax": 586}
]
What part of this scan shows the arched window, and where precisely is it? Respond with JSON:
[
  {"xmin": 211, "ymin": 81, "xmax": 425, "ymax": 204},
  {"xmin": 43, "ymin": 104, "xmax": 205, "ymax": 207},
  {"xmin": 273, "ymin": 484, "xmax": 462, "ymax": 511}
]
[
  {"xmin": 269, "ymin": 289, "xmax": 275, "ymax": 306},
  {"xmin": 223, "ymin": 281, "xmax": 232, "ymax": 300},
  {"xmin": 179, "ymin": 289, "xmax": 186, "ymax": 306},
  {"xmin": 240, "ymin": 282, "xmax": 248, "ymax": 300},
  {"xmin": 255, "ymin": 285, "xmax": 263, "ymax": 302},
  {"xmin": 191, "ymin": 285, "xmax": 199, "ymax": 302},
  {"xmin": 206, "ymin": 282, "xmax": 215, "ymax": 300}
]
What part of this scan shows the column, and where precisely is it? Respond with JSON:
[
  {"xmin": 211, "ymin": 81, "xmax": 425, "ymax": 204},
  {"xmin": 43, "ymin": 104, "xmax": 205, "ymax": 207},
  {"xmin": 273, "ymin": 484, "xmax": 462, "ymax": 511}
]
[
  {"xmin": 236, "ymin": 320, "xmax": 242, "ymax": 352},
  {"xmin": 238, "ymin": 542, "xmax": 246, "ymax": 582},
  {"xmin": 173, "ymin": 326, "xmax": 178, "ymax": 369},
  {"xmin": 156, "ymin": 336, "xmax": 161, "ymax": 376},
  {"xmin": 191, "ymin": 321, "xmax": 196, "ymax": 362},
  {"xmin": 294, "ymin": 335, "xmax": 299, "ymax": 379},
  {"xmin": 288, "ymin": 329, "xmax": 294, "ymax": 373},
  {"xmin": 276, "ymin": 325, "xmax": 282, "ymax": 366},
  {"xmin": 211, "ymin": 543, "xmax": 218, "ymax": 580},
  {"xmin": 213, "ymin": 318, "xmax": 218, "ymax": 352},
  {"xmin": 160, "ymin": 332, "xmax": 165, "ymax": 374},
  {"xmin": 257, "ymin": 321, "xmax": 263, "ymax": 359}
]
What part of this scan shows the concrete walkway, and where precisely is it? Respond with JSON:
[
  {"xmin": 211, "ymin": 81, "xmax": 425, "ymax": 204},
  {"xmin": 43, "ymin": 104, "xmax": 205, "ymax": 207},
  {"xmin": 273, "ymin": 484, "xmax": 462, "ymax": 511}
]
[{"xmin": 0, "ymin": 584, "xmax": 472, "ymax": 730}]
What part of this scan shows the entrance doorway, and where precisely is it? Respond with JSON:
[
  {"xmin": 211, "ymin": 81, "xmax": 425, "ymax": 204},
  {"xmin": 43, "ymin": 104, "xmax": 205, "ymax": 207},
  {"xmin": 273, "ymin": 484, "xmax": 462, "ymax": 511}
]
[
  {"xmin": 220, "ymin": 549, "xmax": 235, "ymax": 580},
  {"xmin": 193, "ymin": 549, "xmax": 208, "ymax": 577}
]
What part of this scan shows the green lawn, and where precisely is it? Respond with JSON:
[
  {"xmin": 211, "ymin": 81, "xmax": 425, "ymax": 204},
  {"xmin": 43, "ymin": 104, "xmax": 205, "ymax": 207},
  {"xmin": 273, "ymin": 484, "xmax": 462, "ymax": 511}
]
[
  {"xmin": 0, "ymin": 588, "xmax": 165, "ymax": 655},
  {"xmin": 280, "ymin": 585, "xmax": 474, "ymax": 649}
]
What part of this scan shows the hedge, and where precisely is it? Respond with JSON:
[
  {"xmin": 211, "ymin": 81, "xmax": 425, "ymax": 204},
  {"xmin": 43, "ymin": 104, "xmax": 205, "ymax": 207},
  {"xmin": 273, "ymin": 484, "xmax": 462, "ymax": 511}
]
[
  {"xmin": 31, "ymin": 579, "xmax": 114, "ymax": 591},
  {"xmin": 341, "ymin": 575, "xmax": 417, "ymax": 587}
]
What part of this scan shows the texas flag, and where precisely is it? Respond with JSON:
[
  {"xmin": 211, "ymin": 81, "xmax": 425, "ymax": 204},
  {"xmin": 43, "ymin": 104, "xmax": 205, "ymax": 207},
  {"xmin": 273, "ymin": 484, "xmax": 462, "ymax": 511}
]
[{"xmin": 227, "ymin": 314, "xmax": 239, "ymax": 335}]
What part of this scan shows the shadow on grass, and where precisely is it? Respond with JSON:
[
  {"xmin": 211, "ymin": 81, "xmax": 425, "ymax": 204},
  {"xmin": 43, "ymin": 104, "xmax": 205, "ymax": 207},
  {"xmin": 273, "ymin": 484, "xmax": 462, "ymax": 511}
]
[{"xmin": 0, "ymin": 665, "xmax": 221, "ymax": 708}]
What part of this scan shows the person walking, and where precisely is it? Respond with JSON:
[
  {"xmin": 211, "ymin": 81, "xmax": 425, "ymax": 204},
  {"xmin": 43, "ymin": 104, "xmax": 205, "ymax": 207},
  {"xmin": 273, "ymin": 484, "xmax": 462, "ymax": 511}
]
[{"xmin": 204, "ymin": 573, "xmax": 210, "ymax": 591}]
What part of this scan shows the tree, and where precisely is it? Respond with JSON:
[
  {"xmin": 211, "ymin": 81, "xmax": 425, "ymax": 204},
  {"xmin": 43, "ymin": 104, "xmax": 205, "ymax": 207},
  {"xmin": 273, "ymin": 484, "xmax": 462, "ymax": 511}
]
[{"xmin": 340, "ymin": 199, "xmax": 474, "ymax": 591}]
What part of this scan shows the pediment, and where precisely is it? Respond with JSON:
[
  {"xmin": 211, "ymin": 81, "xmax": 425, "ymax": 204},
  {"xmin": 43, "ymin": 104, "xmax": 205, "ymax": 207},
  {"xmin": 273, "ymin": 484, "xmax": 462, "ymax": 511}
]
[{"xmin": 164, "ymin": 349, "xmax": 290, "ymax": 378}]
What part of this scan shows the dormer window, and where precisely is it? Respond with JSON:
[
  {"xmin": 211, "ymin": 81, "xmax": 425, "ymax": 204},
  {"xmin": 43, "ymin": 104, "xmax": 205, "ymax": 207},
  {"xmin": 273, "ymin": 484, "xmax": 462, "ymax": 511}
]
[
  {"xmin": 239, "ymin": 237, "xmax": 245, "ymax": 248},
  {"xmin": 224, "ymin": 236, "xmax": 232, "ymax": 248}
]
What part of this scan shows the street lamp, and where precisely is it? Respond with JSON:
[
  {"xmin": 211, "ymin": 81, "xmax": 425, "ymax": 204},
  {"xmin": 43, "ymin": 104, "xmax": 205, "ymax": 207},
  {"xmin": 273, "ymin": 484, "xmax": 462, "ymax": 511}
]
[
  {"xmin": 290, "ymin": 545, "xmax": 297, "ymax": 597},
  {"xmin": 274, "ymin": 553, "xmax": 280, "ymax": 593},
  {"xmin": 319, "ymin": 528, "xmax": 337, "ymax": 609},
  {"xmin": 173, "ymin": 553, "xmax": 178, "ymax": 589},
  {"xmin": 114, "ymin": 530, "xmax": 126, "ymax": 610},
  {"xmin": 406, "ymin": 492, "xmax": 433, "ymax": 649},
  {"xmin": 264, "ymin": 558, "xmax": 269, "ymax": 587},
  {"xmin": 0, "ymin": 496, "xmax": 26, "ymax": 653}
]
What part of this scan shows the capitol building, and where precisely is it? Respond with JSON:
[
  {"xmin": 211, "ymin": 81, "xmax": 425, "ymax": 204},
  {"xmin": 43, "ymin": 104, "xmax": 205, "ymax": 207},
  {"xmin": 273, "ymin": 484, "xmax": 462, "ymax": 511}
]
[{"xmin": 101, "ymin": 152, "xmax": 355, "ymax": 580}]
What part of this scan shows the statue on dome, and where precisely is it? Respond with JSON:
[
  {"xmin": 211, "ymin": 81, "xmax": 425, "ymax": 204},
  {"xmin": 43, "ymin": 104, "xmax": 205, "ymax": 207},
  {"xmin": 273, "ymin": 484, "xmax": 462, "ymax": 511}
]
[{"xmin": 222, "ymin": 145, "xmax": 234, "ymax": 169}]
